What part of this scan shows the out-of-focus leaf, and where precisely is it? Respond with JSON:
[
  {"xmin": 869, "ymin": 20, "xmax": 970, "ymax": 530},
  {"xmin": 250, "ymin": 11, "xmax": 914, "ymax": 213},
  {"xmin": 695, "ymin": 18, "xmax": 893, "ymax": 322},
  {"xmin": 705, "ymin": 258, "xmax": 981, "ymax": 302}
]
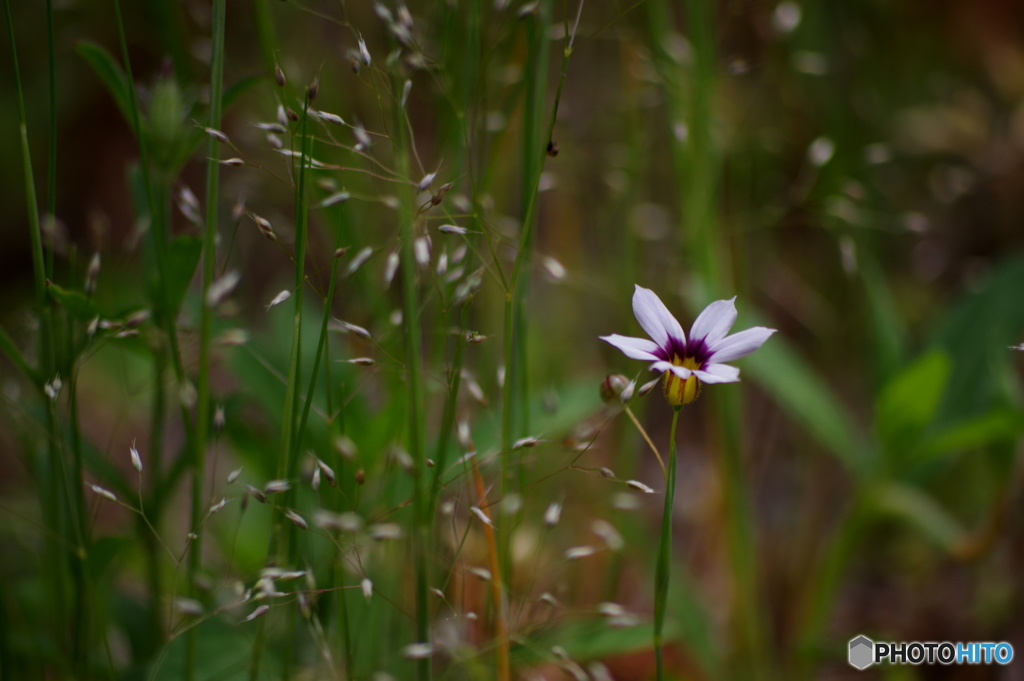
[
  {"xmin": 745, "ymin": 335, "xmax": 867, "ymax": 474},
  {"xmin": 872, "ymin": 482, "xmax": 966, "ymax": 553},
  {"xmin": 932, "ymin": 253, "xmax": 1024, "ymax": 422},
  {"xmin": 874, "ymin": 350, "xmax": 949, "ymax": 456},
  {"xmin": 46, "ymin": 282, "xmax": 99, "ymax": 321},
  {"xmin": 76, "ymin": 42, "xmax": 133, "ymax": 125},
  {"xmin": 922, "ymin": 410, "xmax": 1024, "ymax": 459},
  {"xmin": 165, "ymin": 235, "xmax": 202, "ymax": 312},
  {"xmin": 87, "ymin": 536, "xmax": 130, "ymax": 581},
  {"xmin": 0, "ymin": 323, "xmax": 38, "ymax": 385},
  {"xmin": 223, "ymin": 74, "xmax": 264, "ymax": 109},
  {"xmin": 150, "ymin": 617, "xmax": 276, "ymax": 681},
  {"xmin": 861, "ymin": 256, "xmax": 906, "ymax": 383}
]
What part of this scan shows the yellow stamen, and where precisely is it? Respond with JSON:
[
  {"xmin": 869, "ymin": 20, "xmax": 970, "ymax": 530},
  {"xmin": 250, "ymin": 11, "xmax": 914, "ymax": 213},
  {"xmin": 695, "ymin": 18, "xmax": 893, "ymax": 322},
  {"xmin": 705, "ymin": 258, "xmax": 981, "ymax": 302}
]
[{"xmin": 663, "ymin": 355, "xmax": 701, "ymax": 406}]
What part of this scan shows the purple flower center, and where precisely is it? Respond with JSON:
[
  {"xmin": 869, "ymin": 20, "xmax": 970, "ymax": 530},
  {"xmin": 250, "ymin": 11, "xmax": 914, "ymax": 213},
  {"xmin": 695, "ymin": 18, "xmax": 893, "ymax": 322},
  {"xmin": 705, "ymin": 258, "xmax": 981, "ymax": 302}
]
[{"xmin": 657, "ymin": 335, "xmax": 711, "ymax": 369}]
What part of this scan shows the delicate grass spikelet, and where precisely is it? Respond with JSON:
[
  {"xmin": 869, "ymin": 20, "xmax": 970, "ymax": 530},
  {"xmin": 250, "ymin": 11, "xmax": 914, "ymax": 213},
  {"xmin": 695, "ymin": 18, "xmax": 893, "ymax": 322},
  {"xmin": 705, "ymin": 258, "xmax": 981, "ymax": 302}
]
[
  {"xmin": 84, "ymin": 252, "xmax": 101, "ymax": 294},
  {"xmin": 217, "ymin": 328, "xmax": 249, "ymax": 346},
  {"xmin": 263, "ymin": 480, "xmax": 290, "ymax": 496},
  {"xmin": 600, "ymin": 374, "xmax": 630, "ymax": 405},
  {"xmin": 245, "ymin": 605, "xmax": 271, "ymax": 622},
  {"xmin": 284, "ymin": 509, "xmax": 308, "ymax": 530},
  {"xmin": 346, "ymin": 246, "xmax": 373, "ymax": 275},
  {"xmin": 316, "ymin": 458, "xmax": 336, "ymax": 487},
  {"xmin": 206, "ymin": 270, "xmax": 240, "ymax": 307},
  {"xmin": 213, "ymin": 405, "xmax": 226, "ymax": 433},
  {"xmin": 320, "ymin": 191, "xmax": 350, "ymax": 207},
  {"xmin": 175, "ymin": 598, "xmax": 204, "ymax": 616},
  {"xmin": 357, "ymin": 35, "xmax": 372, "ymax": 66},
  {"xmin": 248, "ymin": 212, "xmax": 277, "ymax": 242},
  {"xmin": 438, "ymin": 224, "xmax": 467, "ymax": 235},
  {"xmin": 544, "ymin": 502, "xmax": 562, "ymax": 527},
  {"xmin": 129, "ymin": 439, "xmax": 143, "ymax": 472},
  {"xmin": 468, "ymin": 567, "xmax": 491, "ymax": 581},
  {"xmin": 600, "ymin": 467, "xmax": 616, "ymax": 479},
  {"xmin": 512, "ymin": 436, "xmax": 540, "ymax": 449},
  {"xmin": 89, "ymin": 484, "xmax": 116, "ymax": 502},
  {"xmin": 402, "ymin": 643, "xmax": 433, "ymax": 660},
  {"xmin": 209, "ymin": 498, "xmax": 228, "ymax": 514},
  {"xmin": 266, "ymin": 290, "xmax": 291, "ymax": 310},
  {"xmin": 470, "ymin": 506, "xmax": 493, "ymax": 527},
  {"xmin": 626, "ymin": 480, "xmax": 654, "ymax": 494},
  {"xmin": 203, "ymin": 127, "xmax": 230, "ymax": 144},
  {"xmin": 565, "ymin": 545, "xmax": 597, "ymax": 561},
  {"xmin": 384, "ymin": 251, "xmax": 399, "ymax": 285},
  {"xmin": 219, "ymin": 158, "xmax": 245, "ymax": 167},
  {"xmin": 414, "ymin": 236, "xmax": 431, "ymax": 267},
  {"xmin": 370, "ymin": 523, "xmax": 402, "ymax": 541},
  {"xmin": 361, "ymin": 577, "xmax": 373, "ymax": 600},
  {"xmin": 313, "ymin": 109, "xmax": 345, "ymax": 126},
  {"xmin": 44, "ymin": 374, "xmax": 62, "ymax": 401},
  {"xmin": 591, "ymin": 519, "xmax": 624, "ymax": 551},
  {"xmin": 416, "ymin": 171, "xmax": 436, "ymax": 192}
]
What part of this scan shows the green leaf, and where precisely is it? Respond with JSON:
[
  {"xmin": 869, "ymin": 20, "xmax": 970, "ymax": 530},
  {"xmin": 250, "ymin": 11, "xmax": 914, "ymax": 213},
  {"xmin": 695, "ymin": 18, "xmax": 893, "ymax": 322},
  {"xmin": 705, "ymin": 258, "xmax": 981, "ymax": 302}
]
[
  {"xmin": 872, "ymin": 482, "xmax": 966, "ymax": 553},
  {"xmin": 745, "ymin": 335, "xmax": 868, "ymax": 474},
  {"xmin": 874, "ymin": 350, "xmax": 950, "ymax": 455},
  {"xmin": 223, "ymin": 74, "xmax": 264, "ymax": 110},
  {"xmin": 923, "ymin": 409, "xmax": 1024, "ymax": 459},
  {"xmin": 75, "ymin": 42, "xmax": 134, "ymax": 125},
  {"xmin": 46, "ymin": 281, "xmax": 99, "ymax": 321},
  {"xmin": 165, "ymin": 235, "xmax": 202, "ymax": 312}
]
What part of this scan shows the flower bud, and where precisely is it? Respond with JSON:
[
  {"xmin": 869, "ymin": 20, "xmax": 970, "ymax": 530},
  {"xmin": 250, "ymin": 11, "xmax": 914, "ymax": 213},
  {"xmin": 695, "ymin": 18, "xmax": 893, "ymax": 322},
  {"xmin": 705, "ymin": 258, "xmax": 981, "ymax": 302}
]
[{"xmin": 600, "ymin": 374, "xmax": 629, "ymax": 405}]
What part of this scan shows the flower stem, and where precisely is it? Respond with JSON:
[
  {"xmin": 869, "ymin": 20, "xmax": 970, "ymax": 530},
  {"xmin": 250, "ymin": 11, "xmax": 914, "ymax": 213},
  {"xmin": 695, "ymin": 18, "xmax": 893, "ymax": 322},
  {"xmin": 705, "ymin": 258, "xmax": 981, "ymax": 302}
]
[
  {"xmin": 654, "ymin": 406, "xmax": 681, "ymax": 680},
  {"xmin": 624, "ymin": 405, "xmax": 666, "ymax": 478}
]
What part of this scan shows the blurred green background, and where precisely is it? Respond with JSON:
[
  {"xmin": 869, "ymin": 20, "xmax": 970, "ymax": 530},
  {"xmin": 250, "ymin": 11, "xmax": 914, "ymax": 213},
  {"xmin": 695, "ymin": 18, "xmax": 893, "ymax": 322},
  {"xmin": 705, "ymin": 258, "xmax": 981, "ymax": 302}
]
[{"xmin": 2, "ymin": 0, "xmax": 1024, "ymax": 679}]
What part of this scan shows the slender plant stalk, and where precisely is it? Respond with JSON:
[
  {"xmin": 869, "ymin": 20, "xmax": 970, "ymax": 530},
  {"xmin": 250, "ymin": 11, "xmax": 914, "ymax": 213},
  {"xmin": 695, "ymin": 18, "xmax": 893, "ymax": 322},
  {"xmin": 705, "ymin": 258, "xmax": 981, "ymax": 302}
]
[
  {"xmin": 470, "ymin": 458, "xmax": 510, "ymax": 681},
  {"xmin": 428, "ymin": 298, "xmax": 470, "ymax": 518},
  {"xmin": 654, "ymin": 406, "xmax": 681, "ymax": 680},
  {"xmin": 4, "ymin": 1, "xmax": 68, "ymax": 671},
  {"xmin": 394, "ymin": 84, "xmax": 431, "ymax": 681},
  {"xmin": 188, "ymin": 1, "xmax": 226, "ymax": 677},
  {"xmin": 45, "ymin": 0, "xmax": 56, "ymax": 279}
]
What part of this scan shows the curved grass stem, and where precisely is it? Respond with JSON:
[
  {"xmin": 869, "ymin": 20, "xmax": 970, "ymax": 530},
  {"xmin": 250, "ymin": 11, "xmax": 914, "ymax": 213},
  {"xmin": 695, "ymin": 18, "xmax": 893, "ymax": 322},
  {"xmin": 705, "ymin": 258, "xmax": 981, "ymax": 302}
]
[{"xmin": 654, "ymin": 406, "xmax": 681, "ymax": 680}]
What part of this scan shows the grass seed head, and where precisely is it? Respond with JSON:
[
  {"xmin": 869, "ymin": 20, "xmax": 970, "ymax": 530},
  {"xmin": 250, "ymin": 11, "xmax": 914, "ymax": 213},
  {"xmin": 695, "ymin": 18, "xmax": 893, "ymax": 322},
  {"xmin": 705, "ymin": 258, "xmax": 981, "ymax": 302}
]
[
  {"xmin": 266, "ymin": 290, "xmax": 291, "ymax": 310},
  {"xmin": 85, "ymin": 252, "xmax": 101, "ymax": 294},
  {"xmin": 403, "ymin": 643, "xmax": 433, "ymax": 660},
  {"xmin": 384, "ymin": 251, "xmax": 399, "ymax": 285},
  {"xmin": 214, "ymin": 405, "xmax": 226, "ymax": 432},
  {"xmin": 592, "ymin": 519, "xmax": 624, "ymax": 551},
  {"xmin": 544, "ymin": 501, "xmax": 562, "ymax": 527},
  {"xmin": 245, "ymin": 484, "xmax": 268, "ymax": 503},
  {"xmin": 245, "ymin": 605, "xmax": 271, "ymax": 622},
  {"xmin": 468, "ymin": 567, "xmax": 491, "ymax": 581},
  {"xmin": 130, "ymin": 439, "xmax": 143, "ymax": 472},
  {"xmin": 306, "ymin": 77, "xmax": 319, "ymax": 102},
  {"xmin": 565, "ymin": 545, "xmax": 596, "ymax": 561},
  {"xmin": 206, "ymin": 270, "xmax": 240, "ymax": 307},
  {"xmin": 264, "ymin": 479, "xmax": 292, "ymax": 494},
  {"xmin": 285, "ymin": 509, "xmax": 308, "ymax": 530},
  {"xmin": 274, "ymin": 63, "xmax": 286, "ymax": 87},
  {"xmin": 370, "ymin": 523, "xmax": 402, "ymax": 541},
  {"xmin": 438, "ymin": 224, "xmax": 467, "ymax": 235},
  {"xmin": 204, "ymin": 127, "xmax": 230, "ymax": 144},
  {"xmin": 227, "ymin": 467, "xmax": 243, "ymax": 484},
  {"xmin": 361, "ymin": 578, "xmax": 373, "ymax": 600},
  {"xmin": 600, "ymin": 467, "xmax": 616, "ymax": 479},
  {"xmin": 626, "ymin": 480, "xmax": 654, "ymax": 494},
  {"xmin": 89, "ymin": 484, "xmax": 116, "ymax": 502},
  {"xmin": 219, "ymin": 158, "xmax": 245, "ymax": 167},
  {"xmin": 600, "ymin": 374, "xmax": 630, "ymax": 405}
]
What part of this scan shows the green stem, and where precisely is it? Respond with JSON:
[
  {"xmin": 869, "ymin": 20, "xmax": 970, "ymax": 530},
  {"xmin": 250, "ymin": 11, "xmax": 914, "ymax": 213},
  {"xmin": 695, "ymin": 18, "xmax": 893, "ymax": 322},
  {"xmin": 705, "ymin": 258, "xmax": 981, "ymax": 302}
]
[
  {"xmin": 394, "ymin": 82, "xmax": 430, "ymax": 681},
  {"xmin": 45, "ymin": 0, "xmax": 56, "ymax": 279},
  {"xmin": 188, "ymin": 2, "xmax": 226, "ymax": 677},
  {"xmin": 654, "ymin": 407, "xmax": 681, "ymax": 681}
]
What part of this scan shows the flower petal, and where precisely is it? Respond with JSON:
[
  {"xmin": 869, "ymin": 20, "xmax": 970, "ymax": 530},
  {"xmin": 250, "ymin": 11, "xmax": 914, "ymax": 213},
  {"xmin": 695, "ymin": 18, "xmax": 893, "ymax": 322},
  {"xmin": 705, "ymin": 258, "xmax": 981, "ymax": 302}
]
[
  {"xmin": 649, "ymin": 360, "xmax": 692, "ymax": 379},
  {"xmin": 708, "ymin": 327, "xmax": 776, "ymax": 364},
  {"xmin": 600, "ymin": 334, "xmax": 661, "ymax": 361},
  {"xmin": 693, "ymin": 363, "xmax": 741, "ymax": 384},
  {"xmin": 632, "ymin": 285, "xmax": 685, "ymax": 350},
  {"xmin": 688, "ymin": 297, "xmax": 737, "ymax": 345}
]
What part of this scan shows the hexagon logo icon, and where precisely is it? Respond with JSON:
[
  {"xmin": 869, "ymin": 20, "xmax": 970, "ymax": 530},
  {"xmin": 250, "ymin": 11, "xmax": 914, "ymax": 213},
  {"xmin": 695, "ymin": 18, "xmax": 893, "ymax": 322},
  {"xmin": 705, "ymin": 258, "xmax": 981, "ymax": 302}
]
[{"xmin": 849, "ymin": 635, "xmax": 874, "ymax": 670}]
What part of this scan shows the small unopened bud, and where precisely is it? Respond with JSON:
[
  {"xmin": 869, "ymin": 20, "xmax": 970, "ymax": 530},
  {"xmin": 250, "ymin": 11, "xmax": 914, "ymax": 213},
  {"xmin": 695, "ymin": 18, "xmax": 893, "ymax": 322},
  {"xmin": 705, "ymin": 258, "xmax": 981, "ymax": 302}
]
[
  {"xmin": 274, "ymin": 64, "xmax": 286, "ymax": 87},
  {"xmin": 209, "ymin": 498, "xmax": 228, "ymax": 514},
  {"xmin": 227, "ymin": 467, "xmax": 242, "ymax": 484},
  {"xmin": 512, "ymin": 436, "xmax": 540, "ymax": 450},
  {"xmin": 286, "ymin": 108, "xmax": 299, "ymax": 122},
  {"xmin": 85, "ymin": 253, "xmax": 101, "ymax": 294},
  {"xmin": 354, "ymin": 468, "xmax": 365, "ymax": 485},
  {"xmin": 600, "ymin": 467, "xmax": 616, "ymax": 479},
  {"xmin": 414, "ymin": 237, "xmax": 431, "ymax": 267},
  {"xmin": 219, "ymin": 158, "xmax": 246, "ymax": 167},
  {"xmin": 307, "ymin": 78, "xmax": 319, "ymax": 102},
  {"xmin": 130, "ymin": 439, "xmax": 143, "ymax": 472},
  {"xmin": 361, "ymin": 577, "xmax": 373, "ymax": 600},
  {"xmin": 401, "ymin": 79, "xmax": 412, "ymax": 108},
  {"xmin": 314, "ymin": 110, "xmax": 345, "ymax": 126},
  {"xmin": 213, "ymin": 405, "xmax": 226, "ymax": 433},
  {"xmin": 600, "ymin": 374, "xmax": 630, "ymax": 405}
]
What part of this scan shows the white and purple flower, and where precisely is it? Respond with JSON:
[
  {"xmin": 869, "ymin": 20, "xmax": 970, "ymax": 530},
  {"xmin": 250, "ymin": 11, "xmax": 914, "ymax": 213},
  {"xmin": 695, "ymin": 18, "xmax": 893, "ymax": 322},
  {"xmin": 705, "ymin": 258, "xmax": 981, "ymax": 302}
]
[{"xmin": 601, "ymin": 285, "xmax": 776, "ymax": 406}]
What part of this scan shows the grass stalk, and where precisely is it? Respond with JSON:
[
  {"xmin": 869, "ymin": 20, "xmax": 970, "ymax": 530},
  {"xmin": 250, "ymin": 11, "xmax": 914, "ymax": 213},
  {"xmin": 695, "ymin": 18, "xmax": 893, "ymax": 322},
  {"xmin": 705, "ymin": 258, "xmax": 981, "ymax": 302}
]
[
  {"xmin": 470, "ymin": 457, "xmax": 510, "ymax": 681},
  {"xmin": 394, "ymin": 85, "xmax": 431, "ymax": 681},
  {"xmin": 4, "ymin": 0, "xmax": 67, "ymax": 669},
  {"xmin": 188, "ymin": 1, "xmax": 226, "ymax": 676},
  {"xmin": 654, "ymin": 406, "xmax": 681, "ymax": 680},
  {"xmin": 428, "ymin": 297, "xmax": 470, "ymax": 518}
]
